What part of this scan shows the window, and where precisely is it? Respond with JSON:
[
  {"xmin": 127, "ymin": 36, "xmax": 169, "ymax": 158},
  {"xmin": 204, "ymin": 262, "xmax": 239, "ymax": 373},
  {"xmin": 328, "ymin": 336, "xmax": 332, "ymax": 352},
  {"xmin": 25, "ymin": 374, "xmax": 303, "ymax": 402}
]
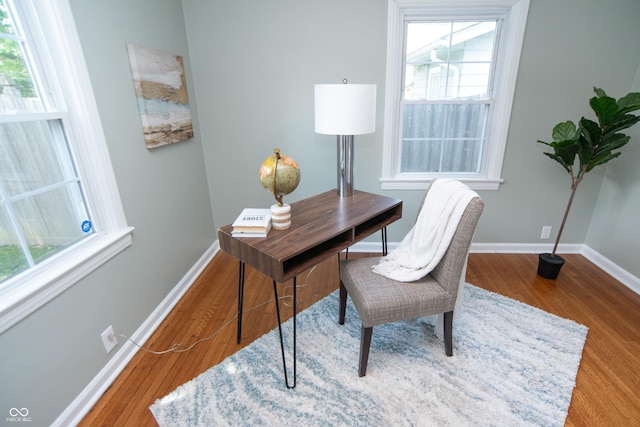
[
  {"xmin": 0, "ymin": 0, "xmax": 133, "ymax": 333},
  {"xmin": 381, "ymin": 0, "xmax": 530, "ymax": 190}
]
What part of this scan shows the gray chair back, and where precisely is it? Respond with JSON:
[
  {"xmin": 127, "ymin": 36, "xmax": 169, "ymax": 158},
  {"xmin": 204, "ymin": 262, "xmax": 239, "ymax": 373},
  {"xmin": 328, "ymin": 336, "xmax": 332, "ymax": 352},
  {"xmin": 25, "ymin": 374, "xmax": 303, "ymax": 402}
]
[{"xmin": 430, "ymin": 197, "xmax": 484, "ymax": 296}]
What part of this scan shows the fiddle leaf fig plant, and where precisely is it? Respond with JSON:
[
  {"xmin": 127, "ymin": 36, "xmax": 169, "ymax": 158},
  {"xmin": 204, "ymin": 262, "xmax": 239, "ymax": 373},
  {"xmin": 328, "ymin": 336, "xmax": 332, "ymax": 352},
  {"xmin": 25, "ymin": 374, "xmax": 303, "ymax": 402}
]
[{"xmin": 538, "ymin": 87, "xmax": 640, "ymax": 256}]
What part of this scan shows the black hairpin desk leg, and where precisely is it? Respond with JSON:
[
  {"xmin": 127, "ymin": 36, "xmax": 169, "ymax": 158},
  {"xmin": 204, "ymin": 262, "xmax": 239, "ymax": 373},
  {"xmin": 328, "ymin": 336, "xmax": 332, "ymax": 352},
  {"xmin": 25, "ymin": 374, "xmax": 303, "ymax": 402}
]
[
  {"xmin": 341, "ymin": 226, "xmax": 387, "ymax": 265},
  {"xmin": 381, "ymin": 226, "xmax": 388, "ymax": 256},
  {"xmin": 237, "ymin": 261, "xmax": 245, "ymax": 344},
  {"xmin": 273, "ymin": 276, "xmax": 297, "ymax": 389},
  {"xmin": 236, "ymin": 227, "xmax": 384, "ymax": 385}
]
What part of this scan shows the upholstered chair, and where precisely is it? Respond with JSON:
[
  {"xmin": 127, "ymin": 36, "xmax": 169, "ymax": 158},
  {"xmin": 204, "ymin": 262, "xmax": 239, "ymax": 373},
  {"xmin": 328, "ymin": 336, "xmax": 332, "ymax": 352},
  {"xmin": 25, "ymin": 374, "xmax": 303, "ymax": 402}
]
[{"xmin": 338, "ymin": 192, "xmax": 484, "ymax": 377}]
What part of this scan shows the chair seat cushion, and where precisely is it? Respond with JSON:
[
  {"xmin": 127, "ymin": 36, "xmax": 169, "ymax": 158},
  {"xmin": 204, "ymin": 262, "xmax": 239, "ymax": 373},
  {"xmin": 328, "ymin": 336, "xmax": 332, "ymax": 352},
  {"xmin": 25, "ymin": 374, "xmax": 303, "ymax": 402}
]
[{"xmin": 340, "ymin": 257, "xmax": 456, "ymax": 327}]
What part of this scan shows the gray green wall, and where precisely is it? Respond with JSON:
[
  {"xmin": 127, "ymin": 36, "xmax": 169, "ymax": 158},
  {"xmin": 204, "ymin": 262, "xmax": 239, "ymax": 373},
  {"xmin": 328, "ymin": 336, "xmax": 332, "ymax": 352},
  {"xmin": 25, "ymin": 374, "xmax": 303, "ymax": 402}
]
[
  {"xmin": 183, "ymin": 0, "xmax": 390, "ymax": 225},
  {"xmin": 1, "ymin": 0, "xmax": 640, "ymax": 425}
]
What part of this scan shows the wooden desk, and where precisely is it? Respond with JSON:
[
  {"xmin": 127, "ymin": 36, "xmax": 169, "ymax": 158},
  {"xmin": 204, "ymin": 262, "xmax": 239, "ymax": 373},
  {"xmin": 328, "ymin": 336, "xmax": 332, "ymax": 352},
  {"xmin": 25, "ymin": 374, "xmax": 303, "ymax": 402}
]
[{"xmin": 218, "ymin": 190, "xmax": 402, "ymax": 387}]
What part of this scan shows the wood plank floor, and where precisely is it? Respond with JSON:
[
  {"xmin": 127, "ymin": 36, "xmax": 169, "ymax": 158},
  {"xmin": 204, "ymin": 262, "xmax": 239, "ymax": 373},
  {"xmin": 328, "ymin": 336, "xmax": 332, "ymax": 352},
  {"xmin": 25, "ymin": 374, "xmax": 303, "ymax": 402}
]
[{"xmin": 79, "ymin": 252, "xmax": 640, "ymax": 426}]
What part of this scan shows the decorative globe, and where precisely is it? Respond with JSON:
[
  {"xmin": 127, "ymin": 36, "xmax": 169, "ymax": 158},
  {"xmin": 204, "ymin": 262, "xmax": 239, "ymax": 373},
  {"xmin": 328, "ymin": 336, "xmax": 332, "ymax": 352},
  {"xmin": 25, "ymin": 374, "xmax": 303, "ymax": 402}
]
[{"xmin": 259, "ymin": 148, "xmax": 300, "ymax": 207}]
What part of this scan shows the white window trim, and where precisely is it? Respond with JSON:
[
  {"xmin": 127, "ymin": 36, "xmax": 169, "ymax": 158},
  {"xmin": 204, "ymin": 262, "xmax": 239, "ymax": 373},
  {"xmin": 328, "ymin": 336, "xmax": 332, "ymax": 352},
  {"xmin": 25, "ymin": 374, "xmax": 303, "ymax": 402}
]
[
  {"xmin": 0, "ymin": 0, "xmax": 134, "ymax": 334},
  {"xmin": 380, "ymin": 0, "xmax": 530, "ymax": 191}
]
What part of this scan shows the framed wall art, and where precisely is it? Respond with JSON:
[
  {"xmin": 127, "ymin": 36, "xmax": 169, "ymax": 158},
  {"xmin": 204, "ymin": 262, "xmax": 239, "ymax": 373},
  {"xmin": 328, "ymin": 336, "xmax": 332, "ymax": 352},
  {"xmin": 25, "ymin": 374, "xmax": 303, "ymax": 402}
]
[{"xmin": 127, "ymin": 44, "xmax": 194, "ymax": 148}]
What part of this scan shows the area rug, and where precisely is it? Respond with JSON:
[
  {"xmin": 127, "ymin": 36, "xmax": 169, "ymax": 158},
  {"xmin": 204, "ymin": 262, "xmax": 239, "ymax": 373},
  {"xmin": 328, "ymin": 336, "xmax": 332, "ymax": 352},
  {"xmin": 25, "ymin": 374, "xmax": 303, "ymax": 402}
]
[{"xmin": 150, "ymin": 284, "xmax": 588, "ymax": 426}]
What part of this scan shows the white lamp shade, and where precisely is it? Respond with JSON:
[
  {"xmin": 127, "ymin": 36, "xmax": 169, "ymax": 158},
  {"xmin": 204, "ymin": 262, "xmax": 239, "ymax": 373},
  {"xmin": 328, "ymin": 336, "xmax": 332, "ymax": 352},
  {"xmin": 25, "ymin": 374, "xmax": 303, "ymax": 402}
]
[{"xmin": 314, "ymin": 83, "xmax": 376, "ymax": 135}]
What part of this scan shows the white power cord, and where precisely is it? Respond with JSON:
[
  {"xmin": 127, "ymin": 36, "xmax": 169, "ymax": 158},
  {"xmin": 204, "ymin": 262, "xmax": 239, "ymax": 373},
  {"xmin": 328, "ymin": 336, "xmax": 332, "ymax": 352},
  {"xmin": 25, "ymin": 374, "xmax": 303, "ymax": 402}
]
[{"xmin": 120, "ymin": 265, "xmax": 318, "ymax": 355}]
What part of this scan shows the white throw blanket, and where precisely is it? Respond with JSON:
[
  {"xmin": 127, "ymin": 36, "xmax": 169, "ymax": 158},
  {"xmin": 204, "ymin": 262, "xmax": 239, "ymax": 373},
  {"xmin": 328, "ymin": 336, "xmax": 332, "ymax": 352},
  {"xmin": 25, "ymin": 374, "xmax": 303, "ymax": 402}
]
[{"xmin": 372, "ymin": 179, "xmax": 478, "ymax": 282}]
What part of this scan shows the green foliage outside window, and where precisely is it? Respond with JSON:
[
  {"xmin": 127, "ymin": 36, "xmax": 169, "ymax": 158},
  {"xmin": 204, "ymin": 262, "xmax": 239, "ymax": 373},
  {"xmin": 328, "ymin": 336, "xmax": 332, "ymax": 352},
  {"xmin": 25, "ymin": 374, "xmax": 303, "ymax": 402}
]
[
  {"xmin": 0, "ymin": 244, "xmax": 59, "ymax": 282},
  {"xmin": 0, "ymin": 0, "xmax": 36, "ymax": 98}
]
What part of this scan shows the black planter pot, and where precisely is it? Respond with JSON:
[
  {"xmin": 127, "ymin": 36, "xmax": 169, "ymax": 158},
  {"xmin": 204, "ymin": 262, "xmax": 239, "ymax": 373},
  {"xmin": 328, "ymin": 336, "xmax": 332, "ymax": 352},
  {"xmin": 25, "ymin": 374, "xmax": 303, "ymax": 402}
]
[{"xmin": 537, "ymin": 253, "xmax": 565, "ymax": 279}]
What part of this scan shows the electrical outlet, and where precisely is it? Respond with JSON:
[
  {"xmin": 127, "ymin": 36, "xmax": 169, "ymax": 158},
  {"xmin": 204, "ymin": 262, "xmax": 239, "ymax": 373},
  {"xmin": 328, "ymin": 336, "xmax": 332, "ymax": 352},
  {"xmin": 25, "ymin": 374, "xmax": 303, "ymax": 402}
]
[
  {"xmin": 541, "ymin": 226, "xmax": 552, "ymax": 239},
  {"xmin": 101, "ymin": 325, "xmax": 118, "ymax": 353}
]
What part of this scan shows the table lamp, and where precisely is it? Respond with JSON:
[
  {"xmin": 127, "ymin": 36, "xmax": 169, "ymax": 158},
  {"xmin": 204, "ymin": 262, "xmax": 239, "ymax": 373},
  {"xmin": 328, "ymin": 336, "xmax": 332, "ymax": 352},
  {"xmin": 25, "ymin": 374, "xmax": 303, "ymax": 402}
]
[{"xmin": 314, "ymin": 80, "xmax": 376, "ymax": 196}]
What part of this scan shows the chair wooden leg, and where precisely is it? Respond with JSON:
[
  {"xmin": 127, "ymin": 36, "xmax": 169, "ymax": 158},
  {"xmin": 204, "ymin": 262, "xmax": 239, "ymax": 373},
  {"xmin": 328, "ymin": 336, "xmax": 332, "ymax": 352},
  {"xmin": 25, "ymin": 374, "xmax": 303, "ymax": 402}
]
[
  {"xmin": 339, "ymin": 281, "xmax": 347, "ymax": 325},
  {"xmin": 359, "ymin": 326, "xmax": 373, "ymax": 377},
  {"xmin": 444, "ymin": 311, "xmax": 453, "ymax": 356}
]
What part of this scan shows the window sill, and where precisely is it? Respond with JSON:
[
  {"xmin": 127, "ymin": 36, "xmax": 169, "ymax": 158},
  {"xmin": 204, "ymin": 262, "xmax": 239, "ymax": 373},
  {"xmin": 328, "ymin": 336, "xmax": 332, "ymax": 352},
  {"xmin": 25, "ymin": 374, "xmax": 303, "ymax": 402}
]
[
  {"xmin": 0, "ymin": 227, "xmax": 135, "ymax": 334},
  {"xmin": 380, "ymin": 176, "xmax": 503, "ymax": 191}
]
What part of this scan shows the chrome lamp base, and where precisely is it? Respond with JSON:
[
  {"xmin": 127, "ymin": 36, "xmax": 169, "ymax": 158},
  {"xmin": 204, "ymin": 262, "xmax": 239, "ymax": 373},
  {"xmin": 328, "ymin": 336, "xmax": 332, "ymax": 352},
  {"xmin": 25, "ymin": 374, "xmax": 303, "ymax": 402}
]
[{"xmin": 337, "ymin": 134, "xmax": 354, "ymax": 197}]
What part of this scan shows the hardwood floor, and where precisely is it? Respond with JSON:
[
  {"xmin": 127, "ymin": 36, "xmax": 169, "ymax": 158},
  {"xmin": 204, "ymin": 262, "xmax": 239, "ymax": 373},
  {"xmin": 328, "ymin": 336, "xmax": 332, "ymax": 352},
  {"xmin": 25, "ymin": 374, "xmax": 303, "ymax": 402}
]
[{"xmin": 79, "ymin": 252, "xmax": 640, "ymax": 426}]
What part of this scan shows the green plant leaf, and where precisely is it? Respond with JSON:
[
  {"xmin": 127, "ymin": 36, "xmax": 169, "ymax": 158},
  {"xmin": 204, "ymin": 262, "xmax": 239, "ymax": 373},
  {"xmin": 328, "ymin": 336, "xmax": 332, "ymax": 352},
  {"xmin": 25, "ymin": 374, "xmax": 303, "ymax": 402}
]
[
  {"xmin": 590, "ymin": 95, "xmax": 618, "ymax": 126},
  {"xmin": 586, "ymin": 151, "xmax": 621, "ymax": 172},
  {"xmin": 596, "ymin": 133, "xmax": 629, "ymax": 156},
  {"xmin": 576, "ymin": 138, "xmax": 590, "ymax": 177},
  {"xmin": 551, "ymin": 121, "xmax": 577, "ymax": 142},
  {"xmin": 593, "ymin": 87, "xmax": 607, "ymax": 98},
  {"xmin": 550, "ymin": 139, "xmax": 580, "ymax": 167},
  {"xmin": 579, "ymin": 118, "xmax": 600, "ymax": 147},
  {"xmin": 543, "ymin": 152, "xmax": 573, "ymax": 174},
  {"xmin": 605, "ymin": 114, "xmax": 640, "ymax": 135},
  {"xmin": 616, "ymin": 92, "xmax": 640, "ymax": 115}
]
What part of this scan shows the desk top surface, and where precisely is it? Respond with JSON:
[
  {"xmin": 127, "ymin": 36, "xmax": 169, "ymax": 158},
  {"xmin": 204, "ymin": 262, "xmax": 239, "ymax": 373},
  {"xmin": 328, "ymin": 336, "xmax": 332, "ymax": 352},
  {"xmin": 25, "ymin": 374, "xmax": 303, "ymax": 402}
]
[{"xmin": 218, "ymin": 190, "xmax": 402, "ymax": 281}]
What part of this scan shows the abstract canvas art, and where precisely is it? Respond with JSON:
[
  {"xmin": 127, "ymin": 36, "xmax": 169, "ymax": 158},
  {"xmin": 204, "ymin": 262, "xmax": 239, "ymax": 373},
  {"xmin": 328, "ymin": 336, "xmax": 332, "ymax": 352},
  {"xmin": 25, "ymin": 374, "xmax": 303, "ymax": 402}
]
[{"xmin": 127, "ymin": 44, "xmax": 194, "ymax": 148}]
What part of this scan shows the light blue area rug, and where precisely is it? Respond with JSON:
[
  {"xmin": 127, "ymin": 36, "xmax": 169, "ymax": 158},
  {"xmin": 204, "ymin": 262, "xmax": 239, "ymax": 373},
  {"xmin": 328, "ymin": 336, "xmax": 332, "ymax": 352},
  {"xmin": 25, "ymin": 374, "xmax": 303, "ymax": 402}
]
[{"xmin": 150, "ymin": 284, "xmax": 588, "ymax": 426}]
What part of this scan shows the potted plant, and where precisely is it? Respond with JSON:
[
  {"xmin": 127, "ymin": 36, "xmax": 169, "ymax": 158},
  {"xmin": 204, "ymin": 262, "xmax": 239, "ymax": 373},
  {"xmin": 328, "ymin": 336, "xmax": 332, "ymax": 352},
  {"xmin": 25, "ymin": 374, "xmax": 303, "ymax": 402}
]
[{"xmin": 537, "ymin": 87, "xmax": 640, "ymax": 279}]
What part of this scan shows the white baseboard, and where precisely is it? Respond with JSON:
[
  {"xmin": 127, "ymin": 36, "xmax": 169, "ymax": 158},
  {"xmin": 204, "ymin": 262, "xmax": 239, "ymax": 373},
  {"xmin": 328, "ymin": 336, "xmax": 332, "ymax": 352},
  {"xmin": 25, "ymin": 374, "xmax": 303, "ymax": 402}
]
[
  {"xmin": 580, "ymin": 246, "xmax": 640, "ymax": 296},
  {"xmin": 469, "ymin": 242, "xmax": 584, "ymax": 254},
  {"xmin": 351, "ymin": 241, "xmax": 639, "ymax": 294},
  {"xmin": 348, "ymin": 241, "xmax": 584, "ymax": 254},
  {"xmin": 56, "ymin": 239, "xmax": 639, "ymax": 425},
  {"xmin": 343, "ymin": 241, "xmax": 398, "ymax": 254},
  {"xmin": 53, "ymin": 242, "xmax": 219, "ymax": 427}
]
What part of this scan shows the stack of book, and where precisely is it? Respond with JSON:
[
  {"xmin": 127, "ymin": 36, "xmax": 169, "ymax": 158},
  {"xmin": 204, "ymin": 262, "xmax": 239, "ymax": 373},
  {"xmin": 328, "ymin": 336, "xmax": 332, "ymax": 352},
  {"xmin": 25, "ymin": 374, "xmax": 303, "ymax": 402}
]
[{"xmin": 231, "ymin": 208, "xmax": 272, "ymax": 237}]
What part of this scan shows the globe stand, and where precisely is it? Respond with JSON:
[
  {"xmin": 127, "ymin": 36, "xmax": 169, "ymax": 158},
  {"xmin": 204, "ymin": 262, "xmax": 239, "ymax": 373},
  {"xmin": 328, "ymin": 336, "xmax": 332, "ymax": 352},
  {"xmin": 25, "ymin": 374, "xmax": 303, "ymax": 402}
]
[
  {"xmin": 271, "ymin": 203, "xmax": 291, "ymax": 230},
  {"xmin": 260, "ymin": 148, "xmax": 299, "ymax": 231}
]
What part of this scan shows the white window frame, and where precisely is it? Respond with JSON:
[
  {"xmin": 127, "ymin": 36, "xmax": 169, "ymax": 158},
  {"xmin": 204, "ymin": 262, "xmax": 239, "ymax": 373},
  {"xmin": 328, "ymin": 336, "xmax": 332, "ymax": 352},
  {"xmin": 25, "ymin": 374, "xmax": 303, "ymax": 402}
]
[
  {"xmin": 381, "ymin": 0, "xmax": 530, "ymax": 190},
  {"xmin": 0, "ymin": 0, "xmax": 134, "ymax": 333}
]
